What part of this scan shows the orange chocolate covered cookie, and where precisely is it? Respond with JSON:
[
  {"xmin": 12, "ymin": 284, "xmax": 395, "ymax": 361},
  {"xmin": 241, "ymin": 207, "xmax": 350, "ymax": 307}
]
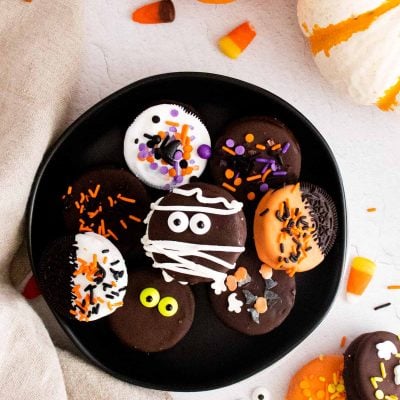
[
  {"xmin": 286, "ymin": 354, "xmax": 346, "ymax": 400},
  {"xmin": 254, "ymin": 182, "xmax": 337, "ymax": 275}
]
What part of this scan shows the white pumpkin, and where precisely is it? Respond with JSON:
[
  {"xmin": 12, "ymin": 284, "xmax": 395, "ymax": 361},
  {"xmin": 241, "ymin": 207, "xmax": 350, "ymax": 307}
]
[{"xmin": 297, "ymin": 0, "xmax": 400, "ymax": 112}]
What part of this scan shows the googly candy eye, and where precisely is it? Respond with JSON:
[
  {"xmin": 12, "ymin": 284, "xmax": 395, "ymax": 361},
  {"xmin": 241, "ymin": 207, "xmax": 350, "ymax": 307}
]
[
  {"xmin": 251, "ymin": 387, "xmax": 271, "ymax": 400},
  {"xmin": 189, "ymin": 213, "xmax": 211, "ymax": 235},
  {"xmin": 139, "ymin": 287, "xmax": 160, "ymax": 308},
  {"xmin": 168, "ymin": 211, "xmax": 189, "ymax": 233},
  {"xmin": 158, "ymin": 296, "xmax": 178, "ymax": 317}
]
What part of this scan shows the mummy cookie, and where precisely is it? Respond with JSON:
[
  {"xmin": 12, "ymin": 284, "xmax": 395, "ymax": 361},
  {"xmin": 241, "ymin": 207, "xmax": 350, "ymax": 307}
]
[
  {"xmin": 62, "ymin": 168, "xmax": 150, "ymax": 254},
  {"xmin": 344, "ymin": 331, "xmax": 400, "ymax": 400},
  {"xmin": 254, "ymin": 182, "xmax": 338, "ymax": 275},
  {"xmin": 37, "ymin": 232, "xmax": 127, "ymax": 322},
  {"xmin": 209, "ymin": 117, "xmax": 301, "ymax": 204},
  {"xmin": 109, "ymin": 268, "xmax": 195, "ymax": 352},
  {"xmin": 124, "ymin": 103, "xmax": 212, "ymax": 190},
  {"xmin": 209, "ymin": 247, "xmax": 295, "ymax": 335},
  {"xmin": 142, "ymin": 182, "xmax": 247, "ymax": 294}
]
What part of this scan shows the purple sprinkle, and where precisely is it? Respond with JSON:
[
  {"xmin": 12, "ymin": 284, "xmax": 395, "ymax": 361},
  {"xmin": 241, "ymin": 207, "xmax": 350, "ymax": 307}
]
[
  {"xmin": 150, "ymin": 162, "xmax": 158, "ymax": 170},
  {"xmin": 163, "ymin": 184, "xmax": 171, "ymax": 191},
  {"xmin": 271, "ymin": 162, "xmax": 277, "ymax": 172},
  {"xmin": 260, "ymin": 183, "xmax": 269, "ymax": 192},
  {"xmin": 261, "ymin": 165, "xmax": 270, "ymax": 174},
  {"xmin": 189, "ymin": 159, "xmax": 195, "ymax": 164},
  {"xmin": 170, "ymin": 109, "xmax": 179, "ymax": 117},
  {"xmin": 138, "ymin": 150, "xmax": 148, "ymax": 159},
  {"xmin": 190, "ymin": 135, "xmax": 195, "ymax": 141},
  {"xmin": 256, "ymin": 158, "xmax": 269, "ymax": 163},
  {"xmin": 174, "ymin": 175, "xmax": 184, "ymax": 183},
  {"xmin": 138, "ymin": 143, "xmax": 146, "ymax": 151},
  {"xmin": 160, "ymin": 166, "xmax": 169, "ymax": 175},
  {"xmin": 169, "ymin": 126, "xmax": 177, "ymax": 133},
  {"xmin": 273, "ymin": 171, "xmax": 288, "ymax": 176},
  {"xmin": 235, "ymin": 145, "xmax": 245, "ymax": 155},
  {"xmin": 282, "ymin": 142, "xmax": 291, "ymax": 154},
  {"xmin": 174, "ymin": 150, "xmax": 183, "ymax": 160},
  {"xmin": 190, "ymin": 126, "xmax": 194, "ymax": 130},
  {"xmin": 235, "ymin": 172, "xmax": 240, "ymax": 179},
  {"xmin": 197, "ymin": 144, "xmax": 212, "ymax": 159},
  {"xmin": 226, "ymin": 139, "xmax": 235, "ymax": 148}
]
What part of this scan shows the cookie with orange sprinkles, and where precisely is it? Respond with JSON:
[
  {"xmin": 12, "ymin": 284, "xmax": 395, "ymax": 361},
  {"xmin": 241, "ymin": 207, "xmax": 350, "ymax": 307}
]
[
  {"xmin": 254, "ymin": 182, "xmax": 338, "ymax": 275},
  {"xmin": 37, "ymin": 232, "xmax": 127, "ymax": 322},
  {"xmin": 209, "ymin": 246, "xmax": 296, "ymax": 335},
  {"xmin": 209, "ymin": 116, "xmax": 301, "ymax": 206},
  {"xmin": 286, "ymin": 354, "xmax": 346, "ymax": 400},
  {"xmin": 62, "ymin": 168, "xmax": 150, "ymax": 254}
]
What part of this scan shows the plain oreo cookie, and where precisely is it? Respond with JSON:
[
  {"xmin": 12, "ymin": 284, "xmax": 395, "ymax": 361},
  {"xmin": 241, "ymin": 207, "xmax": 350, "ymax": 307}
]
[
  {"xmin": 209, "ymin": 247, "xmax": 296, "ymax": 335},
  {"xmin": 108, "ymin": 268, "xmax": 195, "ymax": 352},
  {"xmin": 344, "ymin": 331, "xmax": 400, "ymax": 400}
]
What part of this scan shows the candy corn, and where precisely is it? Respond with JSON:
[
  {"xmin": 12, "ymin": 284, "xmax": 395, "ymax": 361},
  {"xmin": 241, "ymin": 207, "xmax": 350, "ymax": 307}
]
[
  {"xmin": 132, "ymin": 0, "xmax": 175, "ymax": 24},
  {"xmin": 346, "ymin": 256, "xmax": 376, "ymax": 303},
  {"xmin": 218, "ymin": 21, "xmax": 256, "ymax": 59}
]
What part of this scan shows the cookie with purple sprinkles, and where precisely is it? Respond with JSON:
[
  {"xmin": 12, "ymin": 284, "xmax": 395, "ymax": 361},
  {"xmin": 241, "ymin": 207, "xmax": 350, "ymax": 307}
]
[{"xmin": 209, "ymin": 116, "xmax": 301, "ymax": 204}]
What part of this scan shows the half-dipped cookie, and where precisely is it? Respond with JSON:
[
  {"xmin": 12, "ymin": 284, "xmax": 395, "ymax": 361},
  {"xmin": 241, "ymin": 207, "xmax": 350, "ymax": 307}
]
[
  {"xmin": 254, "ymin": 182, "xmax": 338, "ymax": 275},
  {"xmin": 62, "ymin": 168, "xmax": 150, "ymax": 254},
  {"xmin": 142, "ymin": 182, "xmax": 247, "ymax": 294},
  {"xmin": 37, "ymin": 232, "xmax": 127, "ymax": 322},
  {"xmin": 209, "ymin": 247, "xmax": 295, "ymax": 335},
  {"xmin": 210, "ymin": 116, "xmax": 301, "ymax": 205},
  {"xmin": 124, "ymin": 103, "xmax": 211, "ymax": 190},
  {"xmin": 109, "ymin": 268, "xmax": 195, "ymax": 352}
]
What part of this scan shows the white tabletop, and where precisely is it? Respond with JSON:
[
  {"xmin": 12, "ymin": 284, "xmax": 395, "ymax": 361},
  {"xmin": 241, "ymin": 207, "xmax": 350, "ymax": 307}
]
[{"xmin": 72, "ymin": 1, "xmax": 400, "ymax": 398}]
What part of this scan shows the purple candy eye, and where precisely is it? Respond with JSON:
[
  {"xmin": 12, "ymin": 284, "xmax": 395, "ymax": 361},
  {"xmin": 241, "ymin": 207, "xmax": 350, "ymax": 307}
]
[
  {"xmin": 226, "ymin": 139, "xmax": 235, "ymax": 148},
  {"xmin": 235, "ymin": 145, "xmax": 245, "ymax": 156},
  {"xmin": 170, "ymin": 109, "xmax": 179, "ymax": 117},
  {"xmin": 197, "ymin": 144, "xmax": 212, "ymax": 160}
]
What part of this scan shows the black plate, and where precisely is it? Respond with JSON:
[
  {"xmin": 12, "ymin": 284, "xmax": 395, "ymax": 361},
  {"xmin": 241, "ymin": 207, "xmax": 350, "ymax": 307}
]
[{"xmin": 27, "ymin": 72, "xmax": 347, "ymax": 391}]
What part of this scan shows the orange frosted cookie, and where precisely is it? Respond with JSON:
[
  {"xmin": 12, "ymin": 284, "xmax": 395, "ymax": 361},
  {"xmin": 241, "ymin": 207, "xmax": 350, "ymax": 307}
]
[
  {"xmin": 286, "ymin": 354, "xmax": 346, "ymax": 400},
  {"xmin": 253, "ymin": 182, "xmax": 338, "ymax": 275}
]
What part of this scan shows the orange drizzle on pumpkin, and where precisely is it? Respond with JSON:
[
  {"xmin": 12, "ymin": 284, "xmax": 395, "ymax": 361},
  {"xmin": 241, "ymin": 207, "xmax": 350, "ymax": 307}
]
[
  {"xmin": 376, "ymin": 76, "xmax": 400, "ymax": 111},
  {"xmin": 309, "ymin": 0, "xmax": 400, "ymax": 56}
]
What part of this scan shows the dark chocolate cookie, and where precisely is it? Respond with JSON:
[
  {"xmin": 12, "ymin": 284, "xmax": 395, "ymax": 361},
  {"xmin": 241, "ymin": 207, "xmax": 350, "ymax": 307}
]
[
  {"xmin": 209, "ymin": 247, "xmax": 296, "ymax": 335},
  {"xmin": 108, "ymin": 268, "xmax": 195, "ymax": 352},
  {"xmin": 209, "ymin": 116, "xmax": 301, "ymax": 205},
  {"xmin": 62, "ymin": 168, "xmax": 150, "ymax": 254},
  {"xmin": 344, "ymin": 331, "xmax": 400, "ymax": 400},
  {"xmin": 142, "ymin": 182, "xmax": 247, "ymax": 294}
]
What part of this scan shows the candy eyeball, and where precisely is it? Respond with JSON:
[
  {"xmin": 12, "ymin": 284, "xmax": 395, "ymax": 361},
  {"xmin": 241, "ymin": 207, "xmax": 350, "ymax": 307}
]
[
  {"xmin": 189, "ymin": 213, "xmax": 211, "ymax": 235},
  {"xmin": 168, "ymin": 211, "xmax": 189, "ymax": 233},
  {"xmin": 251, "ymin": 387, "xmax": 271, "ymax": 400},
  {"xmin": 139, "ymin": 287, "xmax": 160, "ymax": 308},
  {"xmin": 158, "ymin": 296, "xmax": 179, "ymax": 317}
]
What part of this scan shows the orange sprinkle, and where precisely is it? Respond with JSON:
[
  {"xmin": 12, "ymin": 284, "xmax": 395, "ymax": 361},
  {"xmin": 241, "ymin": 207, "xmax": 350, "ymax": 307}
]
[
  {"xmin": 245, "ymin": 133, "xmax": 254, "ymax": 143},
  {"xmin": 183, "ymin": 152, "xmax": 191, "ymax": 160},
  {"xmin": 88, "ymin": 209, "xmax": 100, "ymax": 219},
  {"xmin": 367, "ymin": 208, "xmax": 377, "ymax": 212},
  {"xmin": 69, "ymin": 310, "xmax": 77, "ymax": 316},
  {"xmin": 75, "ymin": 201, "xmax": 80, "ymax": 210},
  {"xmin": 128, "ymin": 214, "xmax": 142, "ymax": 223},
  {"xmin": 132, "ymin": 0, "xmax": 175, "ymax": 24},
  {"xmin": 103, "ymin": 256, "xmax": 108, "ymax": 264},
  {"xmin": 113, "ymin": 301, "xmax": 124, "ymax": 308},
  {"xmin": 108, "ymin": 196, "xmax": 114, "ymax": 207},
  {"xmin": 222, "ymin": 145, "xmax": 236, "ymax": 156},
  {"xmin": 79, "ymin": 192, "xmax": 85, "ymax": 203},
  {"xmin": 388, "ymin": 285, "xmax": 400, "ymax": 290},
  {"xmin": 271, "ymin": 144, "xmax": 281, "ymax": 151},
  {"xmin": 181, "ymin": 124, "xmax": 189, "ymax": 143},
  {"xmin": 192, "ymin": 165, "xmax": 199, "ymax": 171},
  {"xmin": 168, "ymin": 168, "xmax": 177, "ymax": 177},
  {"xmin": 67, "ymin": 186, "xmax": 72, "ymax": 195},
  {"xmin": 146, "ymin": 155, "xmax": 155, "ymax": 163},
  {"xmin": 247, "ymin": 192, "xmax": 256, "ymax": 201},
  {"xmin": 107, "ymin": 229, "xmax": 118, "ymax": 241},
  {"xmin": 158, "ymin": 131, "xmax": 166, "ymax": 139},
  {"xmin": 246, "ymin": 174, "xmax": 262, "ymax": 182},
  {"xmin": 79, "ymin": 205, "xmax": 85, "ymax": 214},
  {"xmin": 225, "ymin": 169, "xmax": 235, "ymax": 179},
  {"xmin": 100, "ymin": 219, "xmax": 106, "ymax": 235},
  {"xmin": 111, "ymin": 281, "xmax": 117, "ymax": 287},
  {"xmin": 183, "ymin": 145, "xmax": 193, "ymax": 153},
  {"xmin": 165, "ymin": 120, "xmax": 180, "ymax": 126},
  {"xmin": 254, "ymin": 297, "xmax": 268, "ymax": 314},
  {"xmin": 262, "ymin": 168, "xmax": 272, "ymax": 182},
  {"xmin": 340, "ymin": 336, "xmax": 347, "ymax": 348},
  {"xmin": 233, "ymin": 177, "xmax": 242, "ymax": 186},
  {"xmin": 256, "ymin": 144, "xmax": 266, "ymax": 150},
  {"xmin": 120, "ymin": 219, "xmax": 128, "ymax": 229},
  {"xmin": 222, "ymin": 182, "xmax": 236, "ymax": 192},
  {"xmin": 234, "ymin": 266, "xmax": 248, "ymax": 282},
  {"xmin": 117, "ymin": 194, "xmax": 136, "ymax": 204},
  {"xmin": 226, "ymin": 275, "xmax": 238, "ymax": 292},
  {"xmin": 107, "ymin": 301, "xmax": 113, "ymax": 310},
  {"xmin": 88, "ymin": 184, "xmax": 101, "ymax": 198}
]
